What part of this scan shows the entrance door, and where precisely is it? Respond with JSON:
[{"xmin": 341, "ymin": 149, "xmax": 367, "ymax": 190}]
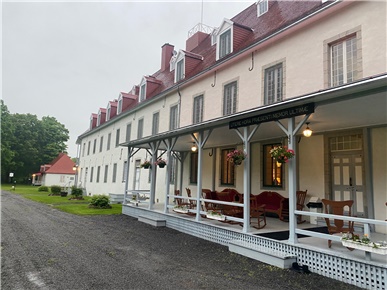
[
  {"xmin": 331, "ymin": 153, "xmax": 366, "ymax": 217},
  {"xmin": 133, "ymin": 160, "xmax": 141, "ymax": 190}
]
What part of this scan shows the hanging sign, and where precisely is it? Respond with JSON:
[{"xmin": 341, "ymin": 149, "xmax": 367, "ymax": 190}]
[{"xmin": 229, "ymin": 103, "xmax": 314, "ymax": 129}]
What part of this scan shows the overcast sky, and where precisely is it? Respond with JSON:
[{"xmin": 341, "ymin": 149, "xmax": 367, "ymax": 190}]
[{"xmin": 2, "ymin": 1, "xmax": 251, "ymax": 158}]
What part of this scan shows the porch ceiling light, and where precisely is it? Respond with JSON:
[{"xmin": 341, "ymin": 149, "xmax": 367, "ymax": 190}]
[
  {"xmin": 303, "ymin": 122, "xmax": 313, "ymax": 137},
  {"xmin": 191, "ymin": 143, "xmax": 197, "ymax": 152}
]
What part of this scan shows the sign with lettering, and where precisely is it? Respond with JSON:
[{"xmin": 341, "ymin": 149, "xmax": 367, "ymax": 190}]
[{"xmin": 229, "ymin": 103, "xmax": 315, "ymax": 129}]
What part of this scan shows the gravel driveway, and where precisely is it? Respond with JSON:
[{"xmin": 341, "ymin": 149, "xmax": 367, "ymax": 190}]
[{"xmin": 1, "ymin": 190, "xmax": 360, "ymax": 290}]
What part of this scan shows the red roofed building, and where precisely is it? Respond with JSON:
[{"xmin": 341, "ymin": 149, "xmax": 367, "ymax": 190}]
[{"xmin": 32, "ymin": 153, "xmax": 76, "ymax": 187}]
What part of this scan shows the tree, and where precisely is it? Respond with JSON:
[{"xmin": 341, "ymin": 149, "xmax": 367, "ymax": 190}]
[{"xmin": 1, "ymin": 101, "xmax": 70, "ymax": 183}]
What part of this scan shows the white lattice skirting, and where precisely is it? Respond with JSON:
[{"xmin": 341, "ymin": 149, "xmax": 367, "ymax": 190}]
[{"xmin": 123, "ymin": 205, "xmax": 386, "ymax": 290}]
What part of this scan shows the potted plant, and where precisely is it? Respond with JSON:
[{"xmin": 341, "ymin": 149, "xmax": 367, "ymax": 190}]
[
  {"xmin": 155, "ymin": 158, "xmax": 167, "ymax": 168},
  {"xmin": 206, "ymin": 210, "xmax": 226, "ymax": 221},
  {"xmin": 226, "ymin": 149, "xmax": 247, "ymax": 166},
  {"xmin": 270, "ymin": 145, "xmax": 295, "ymax": 164},
  {"xmin": 173, "ymin": 205, "xmax": 189, "ymax": 214},
  {"xmin": 341, "ymin": 233, "xmax": 387, "ymax": 255},
  {"xmin": 141, "ymin": 160, "xmax": 151, "ymax": 169}
]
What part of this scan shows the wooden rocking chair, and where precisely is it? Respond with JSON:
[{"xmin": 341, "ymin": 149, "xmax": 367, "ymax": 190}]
[
  {"xmin": 321, "ymin": 199, "xmax": 354, "ymax": 249},
  {"xmin": 279, "ymin": 190, "xmax": 307, "ymax": 223}
]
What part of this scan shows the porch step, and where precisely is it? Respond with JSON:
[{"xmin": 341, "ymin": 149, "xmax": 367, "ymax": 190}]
[
  {"xmin": 109, "ymin": 193, "xmax": 124, "ymax": 204},
  {"xmin": 138, "ymin": 215, "xmax": 166, "ymax": 227},
  {"xmin": 228, "ymin": 240, "xmax": 297, "ymax": 269}
]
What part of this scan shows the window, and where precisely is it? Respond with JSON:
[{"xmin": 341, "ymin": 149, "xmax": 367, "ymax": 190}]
[
  {"xmin": 190, "ymin": 152, "xmax": 198, "ymax": 184},
  {"xmin": 122, "ymin": 160, "xmax": 128, "ymax": 182},
  {"xmin": 193, "ymin": 95, "xmax": 203, "ymax": 124},
  {"xmin": 107, "ymin": 133, "xmax": 111, "ymax": 150},
  {"xmin": 263, "ymin": 144, "xmax": 283, "ymax": 187},
  {"xmin": 152, "ymin": 112, "xmax": 160, "ymax": 135},
  {"xmin": 96, "ymin": 166, "xmax": 101, "ymax": 183},
  {"xmin": 97, "ymin": 112, "xmax": 102, "ymax": 126},
  {"xmin": 115, "ymin": 129, "xmax": 120, "ymax": 147},
  {"xmin": 140, "ymin": 84, "xmax": 146, "ymax": 102},
  {"xmin": 220, "ymin": 148, "xmax": 235, "ymax": 185},
  {"xmin": 264, "ymin": 63, "xmax": 283, "ymax": 105},
  {"xmin": 169, "ymin": 105, "xmax": 179, "ymax": 130},
  {"xmin": 82, "ymin": 143, "xmax": 86, "ymax": 157},
  {"xmin": 219, "ymin": 29, "xmax": 231, "ymax": 59},
  {"xmin": 176, "ymin": 59, "xmax": 184, "ymax": 82},
  {"xmin": 99, "ymin": 136, "xmax": 103, "ymax": 152},
  {"xmin": 137, "ymin": 118, "xmax": 144, "ymax": 139},
  {"xmin": 117, "ymin": 97, "xmax": 122, "ymax": 114},
  {"xmin": 223, "ymin": 81, "xmax": 237, "ymax": 116},
  {"xmin": 90, "ymin": 167, "xmax": 94, "ymax": 182},
  {"xmin": 93, "ymin": 139, "xmax": 96, "ymax": 154},
  {"xmin": 112, "ymin": 163, "xmax": 117, "ymax": 183},
  {"xmin": 106, "ymin": 106, "xmax": 111, "ymax": 121},
  {"xmin": 330, "ymin": 36, "xmax": 357, "ymax": 87},
  {"xmin": 126, "ymin": 123, "xmax": 131, "ymax": 142},
  {"xmin": 257, "ymin": 0, "xmax": 268, "ymax": 17},
  {"xmin": 60, "ymin": 175, "xmax": 65, "ymax": 183},
  {"xmin": 104, "ymin": 165, "xmax": 108, "ymax": 183},
  {"xmin": 87, "ymin": 141, "xmax": 91, "ymax": 155}
]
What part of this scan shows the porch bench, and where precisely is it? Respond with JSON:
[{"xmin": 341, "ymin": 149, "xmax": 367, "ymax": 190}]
[{"xmin": 253, "ymin": 191, "xmax": 285, "ymax": 219}]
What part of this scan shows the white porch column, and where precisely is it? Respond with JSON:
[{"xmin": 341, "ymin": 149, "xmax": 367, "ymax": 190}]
[
  {"xmin": 148, "ymin": 141, "xmax": 161, "ymax": 210},
  {"xmin": 287, "ymin": 118, "xmax": 297, "ymax": 244},
  {"xmin": 163, "ymin": 138, "xmax": 177, "ymax": 213},
  {"xmin": 123, "ymin": 147, "xmax": 132, "ymax": 203}
]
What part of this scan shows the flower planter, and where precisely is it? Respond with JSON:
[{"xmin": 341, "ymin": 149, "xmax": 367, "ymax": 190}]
[
  {"xmin": 342, "ymin": 240, "xmax": 387, "ymax": 255},
  {"xmin": 142, "ymin": 166, "xmax": 150, "ymax": 169},
  {"xmin": 158, "ymin": 164, "xmax": 166, "ymax": 168},
  {"xmin": 206, "ymin": 212, "xmax": 226, "ymax": 221}
]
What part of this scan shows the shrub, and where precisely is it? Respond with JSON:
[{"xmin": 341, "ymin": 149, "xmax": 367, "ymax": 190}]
[
  {"xmin": 38, "ymin": 186, "xmax": 49, "ymax": 192},
  {"xmin": 89, "ymin": 195, "xmax": 112, "ymax": 209},
  {"xmin": 71, "ymin": 186, "xmax": 83, "ymax": 197},
  {"xmin": 50, "ymin": 185, "xmax": 62, "ymax": 195}
]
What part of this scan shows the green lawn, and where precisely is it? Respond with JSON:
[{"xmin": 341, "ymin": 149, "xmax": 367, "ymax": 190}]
[{"xmin": 2, "ymin": 184, "xmax": 122, "ymax": 215}]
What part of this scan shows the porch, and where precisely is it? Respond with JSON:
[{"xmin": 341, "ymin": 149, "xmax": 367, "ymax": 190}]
[{"xmin": 122, "ymin": 201, "xmax": 386, "ymax": 290}]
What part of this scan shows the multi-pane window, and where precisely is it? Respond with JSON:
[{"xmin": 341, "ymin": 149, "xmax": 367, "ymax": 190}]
[
  {"xmin": 219, "ymin": 29, "xmax": 231, "ymax": 59},
  {"xmin": 137, "ymin": 118, "xmax": 144, "ymax": 139},
  {"xmin": 220, "ymin": 148, "xmax": 235, "ymax": 185},
  {"xmin": 263, "ymin": 143, "xmax": 283, "ymax": 187},
  {"xmin": 106, "ymin": 106, "xmax": 111, "ymax": 121},
  {"xmin": 90, "ymin": 167, "xmax": 94, "ymax": 182},
  {"xmin": 87, "ymin": 141, "xmax": 91, "ymax": 155},
  {"xmin": 193, "ymin": 95, "xmax": 203, "ymax": 124},
  {"xmin": 176, "ymin": 59, "xmax": 184, "ymax": 82},
  {"xmin": 99, "ymin": 136, "xmax": 103, "ymax": 152},
  {"xmin": 122, "ymin": 161, "xmax": 128, "ymax": 182},
  {"xmin": 139, "ymin": 84, "xmax": 146, "ymax": 102},
  {"xmin": 126, "ymin": 123, "xmax": 131, "ymax": 142},
  {"xmin": 115, "ymin": 129, "xmax": 120, "ymax": 147},
  {"xmin": 93, "ymin": 139, "xmax": 96, "ymax": 154},
  {"xmin": 82, "ymin": 143, "xmax": 86, "ymax": 157},
  {"xmin": 152, "ymin": 112, "xmax": 160, "ymax": 135},
  {"xmin": 104, "ymin": 165, "xmax": 108, "ymax": 183},
  {"xmin": 223, "ymin": 81, "xmax": 237, "ymax": 116},
  {"xmin": 330, "ymin": 36, "xmax": 357, "ymax": 87},
  {"xmin": 169, "ymin": 105, "xmax": 179, "ymax": 130},
  {"xmin": 96, "ymin": 166, "xmax": 101, "ymax": 183},
  {"xmin": 117, "ymin": 98, "xmax": 122, "ymax": 114},
  {"xmin": 112, "ymin": 163, "xmax": 117, "ymax": 183},
  {"xmin": 190, "ymin": 152, "xmax": 198, "ymax": 184},
  {"xmin": 107, "ymin": 133, "xmax": 111, "ymax": 150},
  {"xmin": 264, "ymin": 63, "xmax": 283, "ymax": 105},
  {"xmin": 257, "ymin": 0, "xmax": 268, "ymax": 16},
  {"xmin": 97, "ymin": 112, "xmax": 102, "ymax": 126}
]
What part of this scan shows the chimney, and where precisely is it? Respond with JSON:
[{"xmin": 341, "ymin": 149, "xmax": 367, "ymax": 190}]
[
  {"xmin": 186, "ymin": 31, "xmax": 208, "ymax": 52},
  {"xmin": 161, "ymin": 43, "xmax": 174, "ymax": 71}
]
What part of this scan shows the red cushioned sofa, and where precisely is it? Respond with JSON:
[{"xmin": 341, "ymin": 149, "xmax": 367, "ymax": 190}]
[{"xmin": 253, "ymin": 191, "xmax": 285, "ymax": 219}]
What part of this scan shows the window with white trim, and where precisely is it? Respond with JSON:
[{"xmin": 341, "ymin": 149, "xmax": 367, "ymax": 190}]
[
  {"xmin": 223, "ymin": 81, "xmax": 237, "ymax": 116},
  {"xmin": 87, "ymin": 141, "xmax": 91, "ymax": 155},
  {"xmin": 106, "ymin": 105, "xmax": 111, "ymax": 121},
  {"xmin": 126, "ymin": 123, "xmax": 131, "ymax": 142},
  {"xmin": 169, "ymin": 105, "xmax": 179, "ymax": 130},
  {"xmin": 90, "ymin": 167, "xmax": 94, "ymax": 183},
  {"xmin": 264, "ymin": 63, "xmax": 283, "ymax": 105},
  {"xmin": 96, "ymin": 166, "xmax": 100, "ymax": 183},
  {"xmin": 330, "ymin": 36, "xmax": 357, "ymax": 87},
  {"xmin": 97, "ymin": 112, "xmax": 102, "ymax": 126},
  {"xmin": 137, "ymin": 118, "xmax": 144, "ymax": 139},
  {"xmin": 257, "ymin": 0, "xmax": 268, "ymax": 17},
  {"xmin": 219, "ymin": 29, "xmax": 231, "ymax": 59},
  {"xmin": 82, "ymin": 143, "xmax": 86, "ymax": 157},
  {"xmin": 99, "ymin": 136, "xmax": 103, "ymax": 152},
  {"xmin": 93, "ymin": 139, "xmax": 96, "ymax": 154},
  {"xmin": 221, "ymin": 148, "xmax": 235, "ymax": 185},
  {"xmin": 122, "ymin": 160, "xmax": 128, "ymax": 182},
  {"xmin": 175, "ymin": 59, "xmax": 184, "ymax": 82},
  {"xmin": 193, "ymin": 95, "xmax": 203, "ymax": 124},
  {"xmin": 117, "ymin": 97, "xmax": 122, "ymax": 114},
  {"xmin": 107, "ymin": 133, "xmax": 111, "ymax": 150},
  {"xmin": 104, "ymin": 165, "xmax": 108, "ymax": 183},
  {"xmin": 152, "ymin": 112, "xmax": 160, "ymax": 135},
  {"xmin": 112, "ymin": 163, "xmax": 117, "ymax": 183},
  {"xmin": 263, "ymin": 143, "xmax": 283, "ymax": 188},
  {"xmin": 139, "ymin": 84, "xmax": 146, "ymax": 102},
  {"xmin": 115, "ymin": 128, "xmax": 120, "ymax": 147}
]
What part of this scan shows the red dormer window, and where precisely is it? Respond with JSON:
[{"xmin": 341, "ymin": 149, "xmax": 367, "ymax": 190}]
[
  {"xmin": 117, "ymin": 97, "xmax": 123, "ymax": 114},
  {"xmin": 139, "ymin": 80, "xmax": 146, "ymax": 103},
  {"xmin": 175, "ymin": 59, "xmax": 184, "ymax": 82},
  {"xmin": 257, "ymin": 0, "xmax": 268, "ymax": 17}
]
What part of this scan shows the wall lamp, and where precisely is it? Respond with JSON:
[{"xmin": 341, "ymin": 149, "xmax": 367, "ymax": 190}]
[
  {"xmin": 303, "ymin": 122, "xmax": 313, "ymax": 137},
  {"xmin": 191, "ymin": 143, "xmax": 197, "ymax": 152}
]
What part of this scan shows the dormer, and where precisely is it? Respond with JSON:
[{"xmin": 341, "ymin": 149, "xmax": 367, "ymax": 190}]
[
  {"xmin": 117, "ymin": 92, "xmax": 138, "ymax": 114},
  {"xmin": 138, "ymin": 76, "xmax": 162, "ymax": 103},
  {"xmin": 215, "ymin": 18, "xmax": 253, "ymax": 60},
  {"xmin": 90, "ymin": 113, "xmax": 97, "ymax": 130},
  {"xmin": 106, "ymin": 100, "xmax": 117, "ymax": 122},
  {"xmin": 97, "ymin": 108, "xmax": 106, "ymax": 126},
  {"xmin": 174, "ymin": 50, "xmax": 203, "ymax": 83},
  {"xmin": 256, "ymin": 0, "xmax": 268, "ymax": 17}
]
